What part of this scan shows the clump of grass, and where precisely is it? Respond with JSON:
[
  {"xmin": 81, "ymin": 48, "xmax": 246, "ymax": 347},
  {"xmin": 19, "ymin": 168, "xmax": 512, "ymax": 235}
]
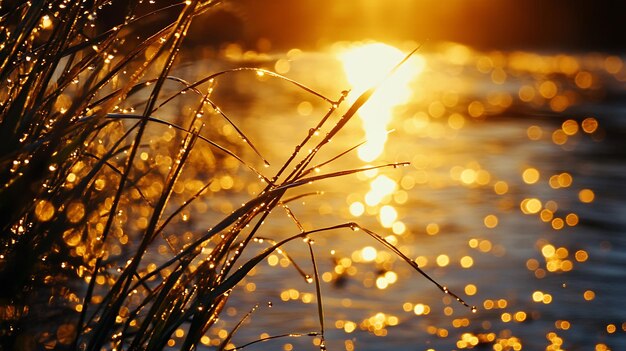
[{"xmin": 0, "ymin": 1, "xmax": 474, "ymax": 350}]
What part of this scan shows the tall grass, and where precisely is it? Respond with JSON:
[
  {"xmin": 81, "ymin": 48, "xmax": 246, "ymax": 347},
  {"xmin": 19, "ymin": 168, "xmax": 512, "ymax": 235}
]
[{"xmin": 0, "ymin": 1, "xmax": 473, "ymax": 350}]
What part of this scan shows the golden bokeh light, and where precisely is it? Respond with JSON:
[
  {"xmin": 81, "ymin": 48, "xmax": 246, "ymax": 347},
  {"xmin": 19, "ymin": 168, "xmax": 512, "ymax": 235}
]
[
  {"xmin": 526, "ymin": 125, "xmax": 542, "ymax": 140},
  {"xmin": 35, "ymin": 200, "xmax": 55, "ymax": 222},
  {"xmin": 361, "ymin": 246, "xmax": 378, "ymax": 262},
  {"xmin": 365, "ymin": 175, "xmax": 397, "ymax": 206},
  {"xmin": 494, "ymin": 181, "xmax": 509, "ymax": 195},
  {"xmin": 578, "ymin": 189, "xmax": 595, "ymax": 203},
  {"xmin": 483, "ymin": 214, "xmax": 498, "ymax": 228},
  {"xmin": 562, "ymin": 119, "xmax": 579, "ymax": 135},
  {"xmin": 467, "ymin": 101, "xmax": 485, "ymax": 118},
  {"xmin": 349, "ymin": 201, "xmax": 365, "ymax": 216},
  {"xmin": 581, "ymin": 117, "xmax": 599, "ymax": 133},
  {"xmin": 436, "ymin": 254, "xmax": 450, "ymax": 267},
  {"xmin": 379, "ymin": 205, "xmax": 398, "ymax": 228},
  {"xmin": 539, "ymin": 81, "xmax": 557, "ymax": 99},
  {"xmin": 464, "ymin": 284, "xmax": 477, "ymax": 296},
  {"xmin": 520, "ymin": 198, "xmax": 542, "ymax": 214},
  {"xmin": 460, "ymin": 256, "xmax": 474, "ymax": 268},
  {"xmin": 522, "ymin": 168, "xmax": 540, "ymax": 184}
]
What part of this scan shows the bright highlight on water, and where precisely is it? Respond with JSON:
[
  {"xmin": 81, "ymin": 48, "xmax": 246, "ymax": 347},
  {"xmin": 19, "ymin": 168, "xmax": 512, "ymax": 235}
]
[{"xmin": 338, "ymin": 43, "xmax": 425, "ymax": 162}]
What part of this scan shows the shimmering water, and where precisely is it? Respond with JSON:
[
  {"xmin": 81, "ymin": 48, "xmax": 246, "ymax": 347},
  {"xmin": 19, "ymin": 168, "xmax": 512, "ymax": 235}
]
[{"xmin": 184, "ymin": 43, "xmax": 626, "ymax": 350}]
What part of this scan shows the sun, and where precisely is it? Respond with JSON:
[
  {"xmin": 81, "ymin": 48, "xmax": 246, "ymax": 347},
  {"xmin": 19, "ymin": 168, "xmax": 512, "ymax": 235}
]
[{"xmin": 338, "ymin": 42, "xmax": 425, "ymax": 162}]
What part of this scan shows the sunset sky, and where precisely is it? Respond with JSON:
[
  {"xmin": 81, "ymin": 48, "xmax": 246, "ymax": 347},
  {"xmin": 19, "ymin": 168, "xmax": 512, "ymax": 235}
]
[{"xmin": 208, "ymin": 0, "xmax": 626, "ymax": 51}]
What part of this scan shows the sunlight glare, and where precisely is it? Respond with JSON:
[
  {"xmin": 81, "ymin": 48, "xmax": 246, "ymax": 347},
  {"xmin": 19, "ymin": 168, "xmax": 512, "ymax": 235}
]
[
  {"xmin": 338, "ymin": 42, "xmax": 425, "ymax": 161},
  {"xmin": 364, "ymin": 175, "xmax": 397, "ymax": 206},
  {"xmin": 361, "ymin": 246, "xmax": 378, "ymax": 262}
]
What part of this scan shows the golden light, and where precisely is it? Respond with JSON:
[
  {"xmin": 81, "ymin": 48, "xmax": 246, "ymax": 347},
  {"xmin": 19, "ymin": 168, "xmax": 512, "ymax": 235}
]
[
  {"xmin": 604, "ymin": 56, "xmax": 623, "ymax": 73},
  {"xmin": 541, "ymin": 244, "xmax": 556, "ymax": 258},
  {"xmin": 581, "ymin": 117, "xmax": 599, "ymax": 133},
  {"xmin": 436, "ymin": 254, "xmax": 450, "ymax": 267},
  {"xmin": 520, "ymin": 198, "xmax": 542, "ymax": 214},
  {"xmin": 426, "ymin": 222, "xmax": 440, "ymax": 235},
  {"xmin": 526, "ymin": 125, "xmax": 543, "ymax": 140},
  {"xmin": 392, "ymin": 221, "xmax": 406, "ymax": 235},
  {"xmin": 484, "ymin": 214, "xmax": 498, "ymax": 228},
  {"xmin": 384, "ymin": 271, "xmax": 398, "ymax": 284},
  {"xmin": 460, "ymin": 256, "xmax": 474, "ymax": 268},
  {"xmin": 361, "ymin": 246, "xmax": 378, "ymax": 262},
  {"xmin": 565, "ymin": 213, "xmax": 579, "ymax": 226},
  {"xmin": 464, "ymin": 284, "xmax": 477, "ymax": 296},
  {"xmin": 379, "ymin": 205, "xmax": 398, "ymax": 228},
  {"xmin": 349, "ymin": 201, "xmax": 365, "ymax": 216},
  {"xmin": 575, "ymin": 250, "xmax": 589, "ymax": 262},
  {"xmin": 35, "ymin": 200, "xmax": 55, "ymax": 222},
  {"xmin": 562, "ymin": 119, "xmax": 579, "ymax": 135},
  {"xmin": 344, "ymin": 321, "xmax": 357, "ymax": 333},
  {"xmin": 413, "ymin": 303, "xmax": 430, "ymax": 316},
  {"xmin": 364, "ymin": 175, "xmax": 397, "ymax": 206},
  {"xmin": 460, "ymin": 168, "xmax": 477, "ymax": 184},
  {"xmin": 41, "ymin": 15, "xmax": 53, "ymax": 29},
  {"xmin": 494, "ymin": 181, "xmax": 509, "ymax": 195},
  {"xmin": 607, "ymin": 324, "xmax": 617, "ymax": 334},
  {"xmin": 539, "ymin": 80, "xmax": 558, "ymax": 99},
  {"xmin": 468, "ymin": 101, "xmax": 485, "ymax": 118},
  {"xmin": 579, "ymin": 189, "xmax": 595, "ymax": 203},
  {"xmin": 338, "ymin": 42, "xmax": 425, "ymax": 161},
  {"xmin": 522, "ymin": 168, "xmax": 540, "ymax": 184}
]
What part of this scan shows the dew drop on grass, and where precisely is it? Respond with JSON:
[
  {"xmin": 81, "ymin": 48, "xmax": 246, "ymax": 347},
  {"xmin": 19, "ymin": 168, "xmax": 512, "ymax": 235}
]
[
  {"xmin": 267, "ymin": 301, "xmax": 273, "ymax": 308},
  {"xmin": 305, "ymin": 275, "xmax": 313, "ymax": 284}
]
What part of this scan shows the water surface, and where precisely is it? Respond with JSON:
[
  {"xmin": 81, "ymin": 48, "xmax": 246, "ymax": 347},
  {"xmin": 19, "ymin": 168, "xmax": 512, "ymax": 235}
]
[{"xmin": 186, "ymin": 43, "xmax": 626, "ymax": 350}]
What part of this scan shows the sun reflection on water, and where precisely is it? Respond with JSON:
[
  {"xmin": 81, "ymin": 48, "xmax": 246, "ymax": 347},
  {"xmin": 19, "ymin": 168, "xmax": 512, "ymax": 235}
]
[{"xmin": 337, "ymin": 42, "xmax": 425, "ymax": 162}]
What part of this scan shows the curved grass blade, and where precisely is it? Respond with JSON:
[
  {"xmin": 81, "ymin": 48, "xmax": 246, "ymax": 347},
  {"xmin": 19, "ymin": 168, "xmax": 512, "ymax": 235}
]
[
  {"xmin": 276, "ymin": 162, "xmax": 411, "ymax": 191},
  {"xmin": 352, "ymin": 223, "xmax": 477, "ymax": 312},
  {"xmin": 217, "ymin": 304, "xmax": 259, "ymax": 351},
  {"xmin": 253, "ymin": 236, "xmax": 311, "ymax": 283},
  {"xmin": 215, "ymin": 221, "xmax": 475, "ymax": 315},
  {"xmin": 222, "ymin": 332, "xmax": 321, "ymax": 351},
  {"xmin": 306, "ymin": 239, "xmax": 326, "ymax": 350}
]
